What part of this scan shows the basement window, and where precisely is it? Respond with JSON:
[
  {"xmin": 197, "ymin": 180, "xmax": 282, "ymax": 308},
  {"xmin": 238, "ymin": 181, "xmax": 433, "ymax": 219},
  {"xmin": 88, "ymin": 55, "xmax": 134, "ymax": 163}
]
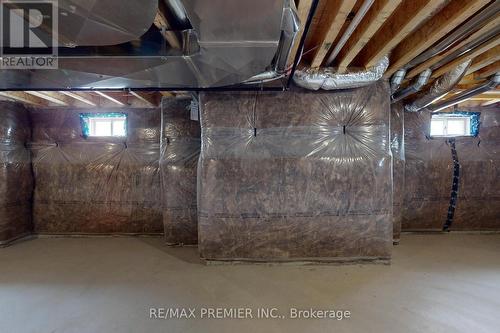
[
  {"xmin": 80, "ymin": 113, "xmax": 127, "ymax": 137},
  {"xmin": 430, "ymin": 112, "xmax": 480, "ymax": 138}
]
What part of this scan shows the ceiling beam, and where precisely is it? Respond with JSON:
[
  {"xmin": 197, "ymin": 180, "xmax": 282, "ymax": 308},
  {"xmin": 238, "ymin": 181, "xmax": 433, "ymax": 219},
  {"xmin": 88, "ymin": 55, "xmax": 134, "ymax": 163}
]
[
  {"xmin": 355, "ymin": 0, "xmax": 446, "ymax": 69},
  {"xmin": 309, "ymin": 0, "xmax": 357, "ymax": 68},
  {"xmin": 59, "ymin": 91, "xmax": 97, "ymax": 107},
  {"xmin": 431, "ymin": 37, "xmax": 500, "ymax": 79},
  {"xmin": 481, "ymin": 99, "xmax": 499, "ymax": 106},
  {"xmin": 336, "ymin": 0, "xmax": 402, "ymax": 72},
  {"xmin": 0, "ymin": 91, "xmax": 48, "ymax": 106},
  {"xmin": 385, "ymin": 0, "xmax": 489, "ymax": 78},
  {"xmin": 25, "ymin": 91, "xmax": 69, "ymax": 106},
  {"xmin": 129, "ymin": 91, "xmax": 159, "ymax": 107},
  {"xmin": 474, "ymin": 60, "xmax": 500, "ymax": 80},
  {"xmin": 287, "ymin": 0, "xmax": 314, "ymax": 69},
  {"xmin": 154, "ymin": 2, "xmax": 181, "ymax": 49},
  {"xmin": 95, "ymin": 91, "xmax": 127, "ymax": 106},
  {"xmin": 467, "ymin": 46, "xmax": 500, "ymax": 75},
  {"xmin": 405, "ymin": 15, "xmax": 500, "ymax": 80}
]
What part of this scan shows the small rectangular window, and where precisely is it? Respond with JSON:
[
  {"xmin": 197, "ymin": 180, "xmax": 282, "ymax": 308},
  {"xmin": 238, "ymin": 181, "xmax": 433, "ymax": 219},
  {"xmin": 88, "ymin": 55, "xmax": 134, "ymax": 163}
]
[
  {"xmin": 80, "ymin": 113, "xmax": 127, "ymax": 138},
  {"xmin": 430, "ymin": 112, "xmax": 480, "ymax": 138}
]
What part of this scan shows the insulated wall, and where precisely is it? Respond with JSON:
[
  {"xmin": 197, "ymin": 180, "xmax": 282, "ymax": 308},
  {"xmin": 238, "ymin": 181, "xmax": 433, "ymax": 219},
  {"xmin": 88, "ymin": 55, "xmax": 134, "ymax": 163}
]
[
  {"xmin": 0, "ymin": 102, "xmax": 32, "ymax": 244},
  {"xmin": 391, "ymin": 103, "xmax": 404, "ymax": 243},
  {"xmin": 198, "ymin": 82, "xmax": 393, "ymax": 261},
  {"xmin": 403, "ymin": 107, "xmax": 500, "ymax": 230},
  {"xmin": 30, "ymin": 108, "xmax": 162, "ymax": 234},
  {"xmin": 160, "ymin": 98, "xmax": 200, "ymax": 244}
]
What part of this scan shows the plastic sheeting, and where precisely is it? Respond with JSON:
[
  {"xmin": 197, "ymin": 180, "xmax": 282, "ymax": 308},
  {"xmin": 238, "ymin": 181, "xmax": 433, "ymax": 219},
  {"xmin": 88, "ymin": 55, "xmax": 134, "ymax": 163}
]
[
  {"xmin": 0, "ymin": 102, "xmax": 32, "ymax": 244},
  {"xmin": 160, "ymin": 98, "xmax": 200, "ymax": 245},
  {"xmin": 391, "ymin": 103, "xmax": 404, "ymax": 243},
  {"xmin": 402, "ymin": 108, "xmax": 500, "ymax": 230},
  {"xmin": 198, "ymin": 82, "xmax": 393, "ymax": 261},
  {"xmin": 29, "ymin": 108, "xmax": 163, "ymax": 234}
]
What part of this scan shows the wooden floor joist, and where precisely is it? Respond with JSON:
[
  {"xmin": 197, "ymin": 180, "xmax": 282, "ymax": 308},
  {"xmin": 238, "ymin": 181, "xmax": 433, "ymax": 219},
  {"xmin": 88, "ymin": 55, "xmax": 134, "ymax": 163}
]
[
  {"xmin": 336, "ymin": 0, "xmax": 401, "ymax": 72},
  {"xmin": 309, "ymin": 0, "xmax": 357, "ymax": 68},
  {"xmin": 25, "ymin": 91, "xmax": 69, "ymax": 106},
  {"xmin": 467, "ymin": 46, "xmax": 500, "ymax": 75},
  {"xmin": 355, "ymin": 0, "xmax": 447, "ymax": 69},
  {"xmin": 129, "ymin": 91, "xmax": 159, "ymax": 108},
  {"xmin": 474, "ymin": 60, "xmax": 500, "ymax": 80},
  {"xmin": 286, "ymin": 0, "xmax": 314, "ymax": 69},
  {"xmin": 0, "ymin": 91, "xmax": 48, "ymax": 106},
  {"xmin": 60, "ymin": 91, "xmax": 97, "ymax": 107},
  {"xmin": 95, "ymin": 91, "xmax": 127, "ymax": 106},
  {"xmin": 385, "ymin": 0, "xmax": 490, "ymax": 78},
  {"xmin": 431, "ymin": 37, "xmax": 500, "ymax": 79}
]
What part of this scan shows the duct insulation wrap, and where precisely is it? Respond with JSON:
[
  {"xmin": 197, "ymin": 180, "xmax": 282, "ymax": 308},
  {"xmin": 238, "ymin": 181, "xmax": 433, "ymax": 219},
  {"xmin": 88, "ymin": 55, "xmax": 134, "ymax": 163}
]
[
  {"xmin": 402, "ymin": 108, "xmax": 500, "ymax": 230},
  {"xmin": 29, "ymin": 108, "xmax": 163, "ymax": 234},
  {"xmin": 161, "ymin": 98, "xmax": 200, "ymax": 245},
  {"xmin": 292, "ymin": 56, "xmax": 389, "ymax": 90},
  {"xmin": 0, "ymin": 102, "xmax": 32, "ymax": 245},
  {"xmin": 391, "ymin": 102, "xmax": 405, "ymax": 243},
  {"xmin": 198, "ymin": 81, "xmax": 393, "ymax": 261},
  {"xmin": 404, "ymin": 60, "xmax": 471, "ymax": 112}
]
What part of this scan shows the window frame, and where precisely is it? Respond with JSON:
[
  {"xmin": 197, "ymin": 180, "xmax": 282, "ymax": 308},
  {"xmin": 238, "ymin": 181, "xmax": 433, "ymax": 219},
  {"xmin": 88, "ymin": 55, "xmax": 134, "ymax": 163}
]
[
  {"xmin": 429, "ymin": 112, "xmax": 480, "ymax": 138},
  {"xmin": 80, "ymin": 113, "xmax": 128, "ymax": 138}
]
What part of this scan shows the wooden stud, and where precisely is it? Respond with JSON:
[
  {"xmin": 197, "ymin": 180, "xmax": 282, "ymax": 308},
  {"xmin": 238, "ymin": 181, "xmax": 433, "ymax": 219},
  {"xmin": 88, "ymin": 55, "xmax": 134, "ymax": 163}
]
[
  {"xmin": 355, "ymin": 0, "xmax": 447, "ymax": 69},
  {"xmin": 309, "ymin": 0, "xmax": 357, "ymax": 68},
  {"xmin": 385, "ymin": 0, "xmax": 490, "ymax": 78},
  {"xmin": 336, "ymin": 0, "xmax": 402, "ymax": 72}
]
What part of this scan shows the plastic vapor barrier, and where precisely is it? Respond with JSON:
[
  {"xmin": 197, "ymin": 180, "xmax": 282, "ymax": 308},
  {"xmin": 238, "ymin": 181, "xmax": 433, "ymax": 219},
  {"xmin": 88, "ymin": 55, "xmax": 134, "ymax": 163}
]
[
  {"xmin": 0, "ymin": 102, "xmax": 32, "ymax": 244},
  {"xmin": 29, "ymin": 108, "xmax": 163, "ymax": 234},
  {"xmin": 402, "ymin": 107, "xmax": 500, "ymax": 231},
  {"xmin": 161, "ymin": 98, "xmax": 201, "ymax": 245},
  {"xmin": 391, "ymin": 103, "xmax": 405, "ymax": 243},
  {"xmin": 198, "ymin": 82, "xmax": 393, "ymax": 261}
]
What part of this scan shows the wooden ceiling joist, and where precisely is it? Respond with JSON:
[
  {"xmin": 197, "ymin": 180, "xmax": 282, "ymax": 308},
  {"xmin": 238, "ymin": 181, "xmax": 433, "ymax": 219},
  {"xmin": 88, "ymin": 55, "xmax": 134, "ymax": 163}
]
[
  {"xmin": 474, "ymin": 60, "xmax": 500, "ymax": 80},
  {"xmin": 467, "ymin": 46, "xmax": 500, "ymax": 75},
  {"xmin": 59, "ymin": 91, "xmax": 97, "ymax": 107},
  {"xmin": 155, "ymin": 1, "xmax": 181, "ymax": 49},
  {"xmin": 385, "ymin": 0, "xmax": 490, "ymax": 78},
  {"xmin": 25, "ymin": 91, "xmax": 69, "ymax": 106},
  {"xmin": 336, "ymin": 0, "xmax": 402, "ymax": 72},
  {"xmin": 309, "ymin": 0, "xmax": 357, "ymax": 68},
  {"xmin": 95, "ymin": 91, "xmax": 127, "ymax": 106},
  {"xmin": 355, "ymin": 0, "xmax": 447, "ymax": 69},
  {"xmin": 0, "ymin": 91, "xmax": 48, "ymax": 106},
  {"xmin": 431, "ymin": 37, "xmax": 500, "ymax": 79},
  {"xmin": 287, "ymin": 0, "xmax": 314, "ymax": 68},
  {"xmin": 405, "ymin": 15, "xmax": 500, "ymax": 80},
  {"xmin": 129, "ymin": 91, "xmax": 159, "ymax": 107}
]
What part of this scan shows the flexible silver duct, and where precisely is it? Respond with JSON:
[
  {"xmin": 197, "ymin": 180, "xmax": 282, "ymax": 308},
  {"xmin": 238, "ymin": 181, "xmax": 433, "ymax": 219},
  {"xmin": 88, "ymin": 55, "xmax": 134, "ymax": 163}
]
[
  {"xmin": 428, "ymin": 73, "xmax": 500, "ymax": 112},
  {"xmin": 293, "ymin": 55, "xmax": 389, "ymax": 90},
  {"xmin": 390, "ymin": 69, "xmax": 406, "ymax": 93},
  {"xmin": 325, "ymin": 0, "xmax": 375, "ymax": 66},
  {"xmin": 404, "ymin": 60, "xmax": 471, "ymax": 112},
  {"xmin": 391, "ymin": 69, "xmax": 432, "ymax": 103}
]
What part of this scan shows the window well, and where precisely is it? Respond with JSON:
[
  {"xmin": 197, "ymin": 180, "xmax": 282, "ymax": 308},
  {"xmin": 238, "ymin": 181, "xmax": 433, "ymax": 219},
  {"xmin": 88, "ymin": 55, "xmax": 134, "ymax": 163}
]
[
  {"xmin": 430, "ymin": 112, "xmax": 480, "ymax": 138},
  {"xmin": 80, "ymin": 113, "xmax": 127, "ymax": 137}
]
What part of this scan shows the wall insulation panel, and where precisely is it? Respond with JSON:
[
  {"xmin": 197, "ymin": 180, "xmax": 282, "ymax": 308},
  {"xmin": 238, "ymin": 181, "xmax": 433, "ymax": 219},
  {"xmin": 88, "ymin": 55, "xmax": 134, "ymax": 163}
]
[
  {"xmin": 29, "ymin": 108, "xmax": 162, "ymax": 234},
  {"xmin": 160, "ymin": 98, "xmax": 200, "ymax": 244},
  {"xmin": 391, "ymin": 103, "xmax": 405, "ymax": 243},
  {"xmin": 198, "ymin": 82, "xmax": 393, "ymax": 261},
  {"xmin": 0, "ymin": 102, "xmax": 32, "ymax": 244},
  {"xmin": 403, "ymin": 107, "xmax": 500, "ymax": 231}
]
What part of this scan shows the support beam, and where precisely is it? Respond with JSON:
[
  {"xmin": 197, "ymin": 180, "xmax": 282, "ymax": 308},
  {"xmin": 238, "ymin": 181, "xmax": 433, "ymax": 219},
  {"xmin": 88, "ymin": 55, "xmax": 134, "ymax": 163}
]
[
  {"xmin": 385, "ymin": 0, "xmax": 489, "ymax": 78},
  {"xmin": 467, "ymin": 47, "xmax": 500, "ymax": 75},
  {"xmin": 431, "ymin": 37, "xmax": 500, "ymax": 79},
  {"xmin": 0, "ymin": 91, "xmax": 48, "ymax": 106},
  {"xmin": 355, "ymin": 0, "xmax": 446, "ymax": 69},
  {"xmin": 95, "ymin": 91, "xmax": 127, "ymax": 106},
  {"xmin": 309, "ymin": 0, "xmax": 357, "ymax": 68},
  {"xmin": 336, "ymin": 0, "xmax": 401, "ymax": 72},
  {"xmin": 129, "ymin": 91, "xmax": 159, "ymax": 107},
  {"xmin": 59, "ymin": 91, "xmax": 97, "ymax": 107},
  {"xmin": 286, "ymin": 0, "xmax": 314, "ymax": 69},
  {"xmin": 474, "ymin": 61, "xmax": 500, "ymax": 80},
  {"xmin": 25, "ymin": 91, "xmax": 69, "ymax": 106},
  {"xmin": 405, "ymin": 16, "xmax": 500, "ymax": 80},
  {"xmin": 154, "ymin": 3, "xmax": 181, "ymax": 49}
]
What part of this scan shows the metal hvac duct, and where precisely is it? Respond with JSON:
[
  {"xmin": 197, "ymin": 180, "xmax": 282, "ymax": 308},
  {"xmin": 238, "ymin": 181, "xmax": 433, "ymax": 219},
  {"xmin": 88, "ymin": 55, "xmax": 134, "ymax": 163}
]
[
  {"xmin": 428, "ymin": 73, "xmax": 500, "ymax": 112},
  {"xmin": 404, "ymin": 60, "xmax": 471, "ymax": 113},
  {"xmin": 391, "ymin": 69, "xmax": 432, "ymax": 103},
  {"xmin": 0, "ymin": 0, "xmax": 299, "ymax": 90}
]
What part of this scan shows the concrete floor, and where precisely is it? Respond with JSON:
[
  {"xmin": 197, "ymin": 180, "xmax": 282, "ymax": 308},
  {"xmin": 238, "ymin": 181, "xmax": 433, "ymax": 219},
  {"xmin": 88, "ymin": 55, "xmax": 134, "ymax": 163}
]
[{"xmin": 1, "ymin": 234, "xmax": 499, "ymax": 333}]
